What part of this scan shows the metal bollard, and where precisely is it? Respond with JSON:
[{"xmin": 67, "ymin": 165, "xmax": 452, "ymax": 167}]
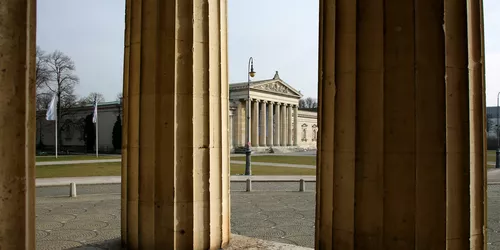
[
  {"xmin": 246, "ymin": 179, "xmax": 252, "ymax": 192},
  {"xmin": 299, "ymin": 179, "xmax": 305, "ymax": 192},
  {"xmin": 70, "ymin": 182, "xmax": 77, "ymax": 197}
]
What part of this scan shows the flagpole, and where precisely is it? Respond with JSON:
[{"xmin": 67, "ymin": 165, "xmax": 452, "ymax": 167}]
[
  {"xmin": 95, "ymin": 99, "xmax": 99, "ymax": 158},
  {"xmin": 55, "ymin": 110, "xmax": 58, "ymax": 158}
]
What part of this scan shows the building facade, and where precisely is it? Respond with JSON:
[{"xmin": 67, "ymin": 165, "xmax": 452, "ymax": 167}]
[{"xmin": 36, "ymin": 73, "xmax": 318, "ymax": 154}]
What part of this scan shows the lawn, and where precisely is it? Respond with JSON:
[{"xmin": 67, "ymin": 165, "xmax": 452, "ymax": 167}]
[
  {"xmin": 36, "ymin": 162, "xmax": 315, "ymax": 178},
  {"xmin": 36, "ymin": 155, "xmax": 120, "ymax": 162},
  {"xmin": 231, "ymin": 155, "xmax": 316, "ymax": 166},
  {"xmin": 36, "ymin": 162, "xmax": 121, "ymax": 178}
]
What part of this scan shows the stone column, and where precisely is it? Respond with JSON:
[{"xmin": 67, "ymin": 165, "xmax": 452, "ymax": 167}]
[
  {"xmin": 121, "ymin": 0, "xmax": 230, "ymax": 249},
  {"xmin": 315, "ymin": 0, "xmax": 486, "ymax": 249},
  {"xmin": 293, "ymin": 105, "xmax": 299, "ymax": 146},
  {"xmin": 251, "ymin": 99, "xmax": 259, "ymax": 147},
  {"xmin": 267, "ymin": 102, "xmax": 274, "ymax": 146},
  {"xmin": 0, "ymin": 0, "xmax": 36, "ymax": 249},
  {"xmin": 259, "ymin": 100, "xmax": 267, "ymax": 146},
  {"xmin": 287, "ymin": 105, "xmax": 293, "ymax": 146},
  {"xmin": 237, "ymin": 101, "xmax": 245, "ymax": 147},
  {"xmin": 280, "ymin": 104, "xmax": 287, "ymax": 146},
  {"xmin": 274, "ymin": 103, "xmax": 280, "ymax": 146},
  {"xmin": 229, "ymin": 109, "xmax": 234, "ymax": 150}
]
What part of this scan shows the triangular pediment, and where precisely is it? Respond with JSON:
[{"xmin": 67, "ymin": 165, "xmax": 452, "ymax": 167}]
[{"xmin": 250, "ymin": 80, "xmax": 303, "ymax": 98}]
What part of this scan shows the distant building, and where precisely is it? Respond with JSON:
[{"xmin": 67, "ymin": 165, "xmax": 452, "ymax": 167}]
[{"xmin": 36, "ymin": 72, "xmax": 319, "ymax": 154}]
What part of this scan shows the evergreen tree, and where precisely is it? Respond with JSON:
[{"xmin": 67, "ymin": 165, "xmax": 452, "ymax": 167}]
[
  {"xmin": 112, "ymin": 115, "xmax": 122, "ymax": 151},
  {"xmin": 84, "ymin": 114, "xmax": 96, "ymax": 152}
]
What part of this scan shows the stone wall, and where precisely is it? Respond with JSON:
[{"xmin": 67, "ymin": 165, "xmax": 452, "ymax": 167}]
[{"xmin": 297, "ymin": 110, "xmax": 318, "ymax": 149}]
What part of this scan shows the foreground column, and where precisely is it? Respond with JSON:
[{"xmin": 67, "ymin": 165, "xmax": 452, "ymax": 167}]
[
  {"xmin": 0, "ymin": 1, "xmax": 36, "ymax": 249},
  {"xmin": 315, "ymin": 0, "xmax": 486, "ymax": 249},
  {"xmin": 259, "ymin": 100, "xmax": 267, "ymax": 146},
  {"xmin": 121, "ymin": 0, "xmax": 230, "ymax": 249},
  {"xmin": 267, "ymin": 102, "xmax": 274, "ymax": 145}
]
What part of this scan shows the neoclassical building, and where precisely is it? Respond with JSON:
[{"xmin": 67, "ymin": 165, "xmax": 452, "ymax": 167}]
[
  {"xmin": 229, "ymin": 71, "xmax": 317, "ymax": 152},
  {"xmin": 35, "ymin": 72, "xmax": 318, "ymax": 153}
]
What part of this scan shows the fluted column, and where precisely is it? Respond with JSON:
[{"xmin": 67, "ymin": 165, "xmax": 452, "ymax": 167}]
[
  {"xmin": 293, "ymin": 105, "xmax": 299, "ymax": 146},
  {"xmin": 316, "ymin": 0, "xmax": 486, "ymax": 249},
  {"xmin": 280, "ymin": 104, "xmax": 286, "ymax": 146},
  {"xmin": 237, "ymin": 100, "xmax": 245, "ymax": 147},
  {"xmin": 229, "ymin": 110, "xmax": 234, "ymax": 149},
  {"xmin": 287, "ymin": 105, "xmax": 293, "ymax": 146},
  {"xmin": 122, "ymin": 0, "xmax": 230, "ymax": 249},
  {"xmin": 251, "ymin": 99, "xmax": 259, "ymax": 147},
  {"xmin": 267, "ymin": 102, "xmax": 274, "ymax": 146},
  {"xmin": 259, "ymin": 100, "xmax": 267, "ymax": 146},
  {"xmin": 274, "ymin": 103, "xmax": 280, "ymax": 146},
  {"xmin": 0, "ymin": 0, "xmax": 36, "ymax": 249}
]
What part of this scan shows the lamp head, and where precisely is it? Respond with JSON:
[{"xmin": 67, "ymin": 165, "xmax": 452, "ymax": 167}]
[{"xmin": 249, "ymin": 61, "xmax": 256, "ymax": 78}]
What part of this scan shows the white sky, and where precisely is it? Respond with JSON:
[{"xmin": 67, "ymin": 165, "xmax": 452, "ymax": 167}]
[{"xmin": 37, "ymin": 0, "xmax": 499, "ymax": 105}]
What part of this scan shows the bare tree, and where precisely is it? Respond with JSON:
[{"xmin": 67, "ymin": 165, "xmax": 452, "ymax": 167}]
[
  {"xmin": 36, "ymin": 46, "xmax": 50, "ymax": 92},
  {"xmin": 79, "ymin": 92, "xmax": 106, "ymax": 106},
  {"xmin": 299, "ymin": 97, "xmax": 318, "ymax": 109},
  {"xmin": 116, "ymin": 92, "xmax": 123, "ymax": 101},
  {"xmin": 42, "ymin": 50, "xmax": 80, "ymax": 146}
]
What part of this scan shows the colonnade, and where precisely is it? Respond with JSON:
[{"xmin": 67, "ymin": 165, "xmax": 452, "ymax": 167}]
[
  {"xmin": 0, "ymin": 0, "xmax": 486, "ymax": 249},
  {"xmin": 239, "ymin": 99, "xmax": 298, "ymax": 147}
]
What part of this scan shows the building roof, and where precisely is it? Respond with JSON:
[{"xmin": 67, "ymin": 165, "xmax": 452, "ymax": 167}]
[{"xmin": 229, "ymin": 71, "xmax": 303, "ymax": 98}]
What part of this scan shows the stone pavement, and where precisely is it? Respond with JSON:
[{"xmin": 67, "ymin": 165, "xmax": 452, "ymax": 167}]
[{"xmin": 35, "ymin": 183, "xmax": 500, "ymax": 249}]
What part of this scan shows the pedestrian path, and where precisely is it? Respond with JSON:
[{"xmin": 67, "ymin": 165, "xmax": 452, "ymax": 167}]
[
  {"xmin": 230, "ymin": 160, "xmax": 315, "ymax": 169},
  {"xmin": 36, "ymin": 175, "xmax": 315, "ymax": 187}
]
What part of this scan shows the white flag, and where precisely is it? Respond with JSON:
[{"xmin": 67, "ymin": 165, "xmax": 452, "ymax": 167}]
[
  {"xmin": 46, "ymin": 95, "xmax": 57, "ymax": 121},
  {"xmin": 92, "ymin": 99, "xmax": 98, "ymax": 123}
]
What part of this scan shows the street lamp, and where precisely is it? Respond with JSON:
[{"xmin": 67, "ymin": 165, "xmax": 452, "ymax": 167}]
[
  {"xmin": 245, "ymin": 57, "xmax": 256, "ymax": 175},
  {"xmin": 496, "ymin": 92, "xmax": 500, "ymax": 168}
]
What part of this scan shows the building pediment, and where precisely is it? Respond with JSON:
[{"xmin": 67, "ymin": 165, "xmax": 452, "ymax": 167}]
[{"xmin": 250, "ymin": 80, "xmax": 302, "ymax": 98}]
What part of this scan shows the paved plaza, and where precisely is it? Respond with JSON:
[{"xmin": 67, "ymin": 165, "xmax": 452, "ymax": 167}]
[{"xmin": 33, "ymin": 182, "xmax": 500, "ymax": 249}]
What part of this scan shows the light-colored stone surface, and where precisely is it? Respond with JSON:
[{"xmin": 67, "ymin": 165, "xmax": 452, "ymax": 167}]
[
  {"xmin": 34, "ymin": 185, "xmax": 500, "ymax": 249},
  {"xmin": 225, "ymin": 234, "xmax": 312, "ymax": 250}
]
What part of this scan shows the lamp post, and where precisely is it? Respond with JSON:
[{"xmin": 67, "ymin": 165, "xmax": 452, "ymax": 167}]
[
  {"xmin": 245, "ymin": 57, "xmax": 256, "ymax": 175},
  {"xmin": 496, "ymin": 92, "xmax": 500, "ymax": 168}
]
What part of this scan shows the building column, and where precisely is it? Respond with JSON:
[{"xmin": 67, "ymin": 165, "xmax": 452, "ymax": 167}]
[
  {"xmin": 287, "ymin": 105, "xmax": 293, "ymax": 146},
  {"xmin": 229, "ymin": 109, "xmax": 234, "ymax": 150},
  {"xmin": 122, "ymin": 0, "xmax": 230, "ymax": 249},
  {"xmin": 274, "ymin": 103, "xmax": 280, "ymax": 146},
  {"xmin": 259, "ymin": 100, "xmax": 267, "ymax": 146},
  {"xmin": 315, "ymin": 0, "xmax": 485, "ymax": 249},
  {"xmin": 293, "ymin": 105, "xmax": 298, "ymax": 146},
  {"xmin": 280, "ymin": 104, "xmax": 286, "ymax": 146},
  {"xmin": 267, "ymin": 102, "xmax": 274, "ymax": 146},
  {"xmin": 237, "ymin": 100, "xmax": 245, "ymax": 147},
  {"xmin": 251, "ymin": 99, "xmax": 259, "ymax": 147},
  {"xmin": 0, "ymin": 0, "xmax": 36, "ymax": 249}
]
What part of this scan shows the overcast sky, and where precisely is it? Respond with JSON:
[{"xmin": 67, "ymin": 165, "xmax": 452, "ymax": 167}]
[{"xmin": 37, "ymin": 0, "xmax": 499, "ymax": 106}]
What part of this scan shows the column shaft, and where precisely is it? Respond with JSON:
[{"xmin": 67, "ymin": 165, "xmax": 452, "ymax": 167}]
[
  {"xmin": 287, "ymin": 105, "xmax": 293, "ymax": 146},
  {"xmin": 293, "ymin": 106, "xmax": 299, "ymax": 146},
  {"xmin": 122, "ymin": 0, "xmax": 230, "ymax": 249},
  {"xmin": 251, "ymin": 100, "xmax": 259, "ymax": 146},
  {"xmin": 267, "ymin": 102, "xmax": 274, "ymax": 146},
  {"xmin": 0, "ymin": 0, "xmax": 36, "ymax": 249},
  {"xmin": 259, "ymin": 101, "xmax": 267, "ymax": 146},
  {"xmin": 274, "ymin": 103, "xmax": 280, "ymax": 146},
  {"xmin": 280, "ymin": 104, "xmax": 286, "ymax": 146},
  {"xmin": 315, "ymin": 0, "xmax": 485, "ymax": 249},
  {"xmin": 237, "ymin": 101, "xmax": 245, "ymax": 146}
]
